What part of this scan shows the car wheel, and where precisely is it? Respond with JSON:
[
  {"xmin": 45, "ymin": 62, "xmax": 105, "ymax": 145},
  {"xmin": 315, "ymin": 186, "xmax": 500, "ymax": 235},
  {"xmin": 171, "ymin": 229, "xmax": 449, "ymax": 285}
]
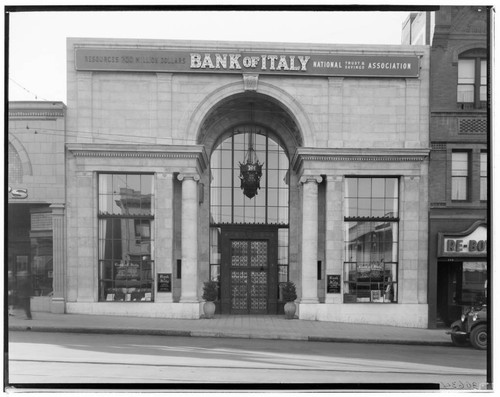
[
  {"xmin": 450, "ymin": 326, "xmax": 469, "ymax": 347},
  {"xmin": 470, "ymin": 324, "xmax": 487, "ymax": 350}
]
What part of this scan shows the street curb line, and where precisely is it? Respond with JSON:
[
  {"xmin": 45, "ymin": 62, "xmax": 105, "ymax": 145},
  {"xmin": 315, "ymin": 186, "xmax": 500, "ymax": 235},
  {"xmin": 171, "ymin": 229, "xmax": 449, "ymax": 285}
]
[
  {"xmin": 9, "ymin": 325, "xmax": 451, "ymax": 347},
  {"xmin": 308, "ymin": 336, "xmax": 452, "ymax": 346}
]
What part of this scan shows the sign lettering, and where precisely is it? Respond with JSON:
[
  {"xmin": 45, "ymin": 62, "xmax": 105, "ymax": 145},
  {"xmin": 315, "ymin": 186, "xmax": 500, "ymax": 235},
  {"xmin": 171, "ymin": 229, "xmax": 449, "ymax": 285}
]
[
  {"xmin": 8, "ymin": 186, "xmax": 28, "ymax": 199},
  {"xmin": 75, "ymin": 48, "xmax": 420, "ymax": 78},
  {"xmin": 440, "ymin": 224, "xmax": 487, "ymax": 257}
]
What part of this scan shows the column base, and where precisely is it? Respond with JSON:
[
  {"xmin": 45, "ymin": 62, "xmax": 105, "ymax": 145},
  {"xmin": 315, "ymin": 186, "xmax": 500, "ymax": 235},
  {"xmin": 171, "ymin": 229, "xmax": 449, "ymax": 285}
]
[
  {"xmin": 299, "ymin": 298, "xmax": 319, "ymax": 304},
  {"xmin": 51, "ymin": 297, "xmax": 66, "ymax": 314},
  {"xmin": 179, "ymin": 297, "xmax": 200, "ymax": 304}
]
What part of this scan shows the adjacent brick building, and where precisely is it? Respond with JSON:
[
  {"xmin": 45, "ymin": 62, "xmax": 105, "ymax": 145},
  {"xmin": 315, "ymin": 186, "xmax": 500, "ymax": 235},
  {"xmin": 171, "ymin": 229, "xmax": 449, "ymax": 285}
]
[{"xmin": 426, "ymin": 6, "xmax": 489, "ymax": 328}]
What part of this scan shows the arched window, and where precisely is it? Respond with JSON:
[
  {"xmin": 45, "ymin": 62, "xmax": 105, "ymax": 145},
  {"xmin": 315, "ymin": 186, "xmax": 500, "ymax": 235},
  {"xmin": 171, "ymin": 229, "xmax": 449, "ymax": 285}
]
[
  {"xmin": 210, "ymin": 125, "xmax": 289, "ymax": 225},
  {"xmin": 457, "ymin": 48, "xmax": 487, "ymax": 109},
  {"xmin": 8, "ymin": 143, "xmax": 23, "ymax": 184}
]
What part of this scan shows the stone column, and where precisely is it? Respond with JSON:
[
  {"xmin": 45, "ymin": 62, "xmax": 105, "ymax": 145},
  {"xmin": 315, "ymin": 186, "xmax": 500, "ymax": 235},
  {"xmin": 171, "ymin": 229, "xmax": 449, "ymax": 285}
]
[
  {"xmin": 50, "ymin": 203, "xmax": 65, "ymax": 313},
  {"xmin": 177, "ymin": 173, "xmax": 200, "ymax": 303},
  {"xmin": 300, "ymin": 175, "xmax": 322, "ymax": 303}
]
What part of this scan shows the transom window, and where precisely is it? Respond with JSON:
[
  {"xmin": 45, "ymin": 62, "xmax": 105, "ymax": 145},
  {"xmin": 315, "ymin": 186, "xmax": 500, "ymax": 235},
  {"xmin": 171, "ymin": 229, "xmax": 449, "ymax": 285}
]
[{"xmin": 210, "ymin": 126, "xmax": 289, "ymax": 225}]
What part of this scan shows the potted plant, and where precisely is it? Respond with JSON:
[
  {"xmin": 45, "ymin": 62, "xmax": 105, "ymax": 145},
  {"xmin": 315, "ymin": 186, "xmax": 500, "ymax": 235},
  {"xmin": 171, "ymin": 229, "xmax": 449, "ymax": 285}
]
[
  {"xmin": 282, "ymin": 281, "xmax": 297, "ymax": 319},
  {"xmin": 202, "ymin": 280, "xmax": 218, "ymax": 319}
]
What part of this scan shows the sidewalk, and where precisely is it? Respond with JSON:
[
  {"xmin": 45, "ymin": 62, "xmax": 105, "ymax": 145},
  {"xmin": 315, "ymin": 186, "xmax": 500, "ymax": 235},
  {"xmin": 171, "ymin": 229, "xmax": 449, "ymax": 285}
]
[{"xmin": 8, "ymin": 311, "xmax": 452, "ymax": 347}]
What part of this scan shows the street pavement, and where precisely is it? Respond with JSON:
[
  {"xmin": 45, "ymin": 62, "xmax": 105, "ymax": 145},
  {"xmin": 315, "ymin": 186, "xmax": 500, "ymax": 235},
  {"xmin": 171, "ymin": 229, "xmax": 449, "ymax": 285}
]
[{"xmin": 8, "ymin": 310, "xmax": 452, "ymax": 346}]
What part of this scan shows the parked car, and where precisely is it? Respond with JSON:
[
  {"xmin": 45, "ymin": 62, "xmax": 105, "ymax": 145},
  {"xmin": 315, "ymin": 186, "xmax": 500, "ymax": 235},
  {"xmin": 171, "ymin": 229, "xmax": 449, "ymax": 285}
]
[{"xmin": 446, "ymin": 304, "xmax": 487, "ymax": 350}]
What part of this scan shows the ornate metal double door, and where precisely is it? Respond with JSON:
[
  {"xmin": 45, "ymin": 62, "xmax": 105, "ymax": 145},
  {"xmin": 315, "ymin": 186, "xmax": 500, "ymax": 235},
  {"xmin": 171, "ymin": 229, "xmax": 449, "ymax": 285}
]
[{"xmin": 220, "ymin": 228, "xmax": 278, "ymax": 314}]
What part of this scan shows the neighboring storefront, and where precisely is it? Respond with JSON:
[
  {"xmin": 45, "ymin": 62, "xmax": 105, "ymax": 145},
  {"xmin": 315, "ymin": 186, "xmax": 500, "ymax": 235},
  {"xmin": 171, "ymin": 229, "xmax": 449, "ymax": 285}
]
[
  {"xmin": 430, "ymin": 220, "xmax": 487, "ymax": 326},
  {"xmin": 8, "ymin": 101, "xmax": 66, "ymax": 313},
  {"xmin": 426, "ymin": 6, "xmax": 489, "ymax": 328},
  {"xmin": 65, "ymin": 38, "xmax": 430, "ymax": 327}
]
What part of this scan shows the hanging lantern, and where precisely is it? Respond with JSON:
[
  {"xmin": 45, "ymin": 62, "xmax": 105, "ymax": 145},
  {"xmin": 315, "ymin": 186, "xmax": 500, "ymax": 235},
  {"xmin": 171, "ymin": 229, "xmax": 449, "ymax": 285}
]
[{"xmin": 239, "ymin": 132, "xmax": 263, "ymax": 199}]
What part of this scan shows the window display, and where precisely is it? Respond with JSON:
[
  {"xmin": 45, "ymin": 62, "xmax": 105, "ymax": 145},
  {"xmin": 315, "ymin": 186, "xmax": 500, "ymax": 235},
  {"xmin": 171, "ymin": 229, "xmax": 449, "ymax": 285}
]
[
  {"xmin": 98, "ymin": 174, "xmax": 154, "ymax": 302},
  {"xmin": 343, "ymin": 177, "xmax": 399, "ymax": 303}
]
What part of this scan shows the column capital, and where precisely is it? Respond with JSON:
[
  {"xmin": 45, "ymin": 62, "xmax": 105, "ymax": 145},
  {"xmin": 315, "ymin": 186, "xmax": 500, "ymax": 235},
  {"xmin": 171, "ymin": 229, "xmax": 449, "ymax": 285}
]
[
  {"xmin": 177, "ymin": 173, "xmax": 200, "ymax": 182},
  {"xmin": 299, "ymin": 175, "xmax": 323, "ymax": 185}
]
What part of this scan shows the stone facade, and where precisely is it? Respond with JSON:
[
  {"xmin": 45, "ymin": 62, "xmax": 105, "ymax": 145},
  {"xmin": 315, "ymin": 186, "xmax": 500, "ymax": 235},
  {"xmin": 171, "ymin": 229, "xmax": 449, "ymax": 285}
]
[{"xmin": 64, "ymin": 38, "xmax": 430, "ymax": 327}]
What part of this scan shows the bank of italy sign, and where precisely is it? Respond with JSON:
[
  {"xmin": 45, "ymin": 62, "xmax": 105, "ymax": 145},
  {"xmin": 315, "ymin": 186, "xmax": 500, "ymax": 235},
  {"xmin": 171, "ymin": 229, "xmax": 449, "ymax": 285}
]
[{"xmin": 75, "ymin": 48, "xmax": 420, "ymax": 78}]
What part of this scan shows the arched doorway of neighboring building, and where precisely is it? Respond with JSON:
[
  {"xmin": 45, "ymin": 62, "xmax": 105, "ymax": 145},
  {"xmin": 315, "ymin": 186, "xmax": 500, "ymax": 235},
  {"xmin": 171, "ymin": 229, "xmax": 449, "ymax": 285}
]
[{"xmin": 199, "ymin": 93, "xmax": 303, "ymax": 315}]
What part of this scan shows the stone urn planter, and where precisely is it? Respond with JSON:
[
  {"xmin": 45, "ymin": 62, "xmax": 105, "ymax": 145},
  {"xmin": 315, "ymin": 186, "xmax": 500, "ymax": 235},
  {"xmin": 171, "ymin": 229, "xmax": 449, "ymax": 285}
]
[
  {"xmin": 282, "ymin": 281, "xmax": 297, "ymax": 320},
  {"xmin": 202, "ymin": 280, "xmax": 218, "ymax": 319}
]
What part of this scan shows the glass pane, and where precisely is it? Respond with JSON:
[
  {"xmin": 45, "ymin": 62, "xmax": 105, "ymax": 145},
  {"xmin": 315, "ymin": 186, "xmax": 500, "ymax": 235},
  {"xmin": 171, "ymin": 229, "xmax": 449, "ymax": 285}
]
[
  {"xmin": 385, "ymin": 198, "xmax": 398, "ymax": 217},
  {"xmin": 480, "ymin": 178, "xmax": 487, "ymax": 200},
  {"xmin": 141, "ymin": 175, "xmax": 153, "ymax": 195},
  {"xmin": 113, "ymin": 174, "xmax": 127, "ymax": 194},
  {"xmin": 462, "ymin": 262, "xmax": 487, "ymax": 304},
  {"xmin": 372, "ymin": 178, "xmax": 385, "ymax": 197},
  {"xmin": 346, "ymin": 178, "xmax": 357, "ymax": 197},
  {"xmin": 255, "ymin": 206, "xmax": 266, "ymax": 223},
  {"xmin": 220, "ymin": 206, "xmax": 231, "ymax": 223},
  {"xmin": 210, "ymin": 265, "xmax": 220, "ymax": 282},
  {"xmin": 358, "ymin": 179, "xmax": 371, "ymax": 197},
  {"xmin": 221, "ymin": 188, "xmax": 232, "ymax": 206},
  {"xmin": 452, "ymin": 177, "xmax": 467, "ymax": 200},
  {"xmin": 127, "ymin": 174, "xmax": 140, "ymax": 192},
  {"xmin": 480, "ymin": 85, "xmax": 487, "ymax": 101},
  {"xmin": 278, "ymin": 207, "xmax": 288, "ymax": 224},
  {"xmin": 480, "ymin": 60, "xmax": 487, "ymax": 84},
  {"xmin": 458, "ymin": 59, "xmax": 475, "ymax": 83},
  {"xmin": 358, "ymin": 198, "xmax": 370, "ymax": 217},
  {"xmin": 457, "ymin": 85, "xmax": 474, "ymax": 103},
  {"xmin": 371, "ymin": 198, "xmax": 385, "ymax": 217},
  {"xmin": 452, "ymin": 152, "xmax": 468, "ymax": 175},
  {"xmin": 99, "ymin": 194, "xmax": 113, "ymax": 214},
  {"xmin": 278, "ymin": 265, "xmax": 288, "ymax": 283},
  {"xmin": 480, "ymin": 153, "xmax": 487, "ymax": 176},
  {"xmin": 385, "ymin": 178, "xmax": 398, "ymax": 198},
  {"xmin": 268, "ymin": 207, "xmax": 278, "ymax": 223},
  {"xmin": 99, "ymin": 174, "xmax": 113, "ymax": 194}
]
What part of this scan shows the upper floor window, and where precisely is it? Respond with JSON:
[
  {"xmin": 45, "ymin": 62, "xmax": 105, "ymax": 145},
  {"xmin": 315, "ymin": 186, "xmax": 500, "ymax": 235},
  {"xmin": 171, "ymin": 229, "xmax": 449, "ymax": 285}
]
[
  {"xmin": 480, "ymin": 152, "xmax": 487, "ymax": 201},
  {"xmin": 451, "ymin": 151, "xmax": 469, "ymax": 201},
  {"xmin": 457, "ymin": 49, "xmax": 487, "ymax": 109}
]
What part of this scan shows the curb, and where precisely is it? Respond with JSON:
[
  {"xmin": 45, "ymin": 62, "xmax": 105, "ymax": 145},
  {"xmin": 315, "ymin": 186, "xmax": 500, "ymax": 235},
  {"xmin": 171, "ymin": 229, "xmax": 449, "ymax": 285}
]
[
  {"xmin": 9, "ymin": 325, "xmax": 451, "ymax": 347},
  {"xmin": 308, "ymin": 336, "xmax": 452, "ymax": 347}
]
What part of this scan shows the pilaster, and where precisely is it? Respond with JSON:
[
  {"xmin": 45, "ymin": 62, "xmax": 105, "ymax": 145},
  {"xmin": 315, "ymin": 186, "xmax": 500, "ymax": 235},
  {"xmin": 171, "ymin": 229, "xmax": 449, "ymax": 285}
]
[
  {"xmin": 299, "ymin": 175, "xmax": 322, "ymax": 304},
  {"xmin": 177, "ymin": 173, "xmax": 200, "ymax": 303},
  {"xmin": 50, "ymin": 203, "xmax": 66, "ymax": 313}
]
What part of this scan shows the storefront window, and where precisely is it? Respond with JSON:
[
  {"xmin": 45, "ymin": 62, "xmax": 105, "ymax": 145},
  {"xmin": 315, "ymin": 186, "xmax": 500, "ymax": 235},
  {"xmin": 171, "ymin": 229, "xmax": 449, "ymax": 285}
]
[
  {"xmin": 98, "ymin": 174, "xmax": 154, "ymax": 302},
  {"xmin": 31, "ymin": 237, "xmax": 53, "ymax": 296},
  {"xmin": 461, "ymin": 261, "xmax": 487, "ymax": 304},
  {"xmin": 343, "ymin": 177, "xmax": 399, "ymax": 303}
]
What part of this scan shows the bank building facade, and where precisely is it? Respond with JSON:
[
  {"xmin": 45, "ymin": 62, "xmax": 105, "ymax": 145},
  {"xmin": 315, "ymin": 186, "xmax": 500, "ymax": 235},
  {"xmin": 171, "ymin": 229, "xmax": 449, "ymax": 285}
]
[{"xmin": 63, "ymin": 38, "xmax": 430, "ymax": 327}]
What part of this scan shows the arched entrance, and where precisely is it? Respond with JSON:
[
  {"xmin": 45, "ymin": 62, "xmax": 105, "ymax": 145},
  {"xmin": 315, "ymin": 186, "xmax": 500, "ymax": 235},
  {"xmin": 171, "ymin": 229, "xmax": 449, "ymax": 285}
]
[{"xmin": 199, "ymin": 93, "xmax": 302, "ymax": 315}]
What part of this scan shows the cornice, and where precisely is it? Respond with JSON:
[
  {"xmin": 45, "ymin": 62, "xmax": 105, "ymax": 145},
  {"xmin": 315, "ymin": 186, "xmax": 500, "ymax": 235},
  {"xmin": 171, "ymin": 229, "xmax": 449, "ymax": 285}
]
[
  {"xmin": 67, "ymin": 143, "xmax": 209, "ymax": 171},
  {"xmin": 292, "ymin": 147, "xmax": 429, "ymax": 171},
  {"xmin": 9, "ymin": 110, "xmax": 65, "ymax": 119}
]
